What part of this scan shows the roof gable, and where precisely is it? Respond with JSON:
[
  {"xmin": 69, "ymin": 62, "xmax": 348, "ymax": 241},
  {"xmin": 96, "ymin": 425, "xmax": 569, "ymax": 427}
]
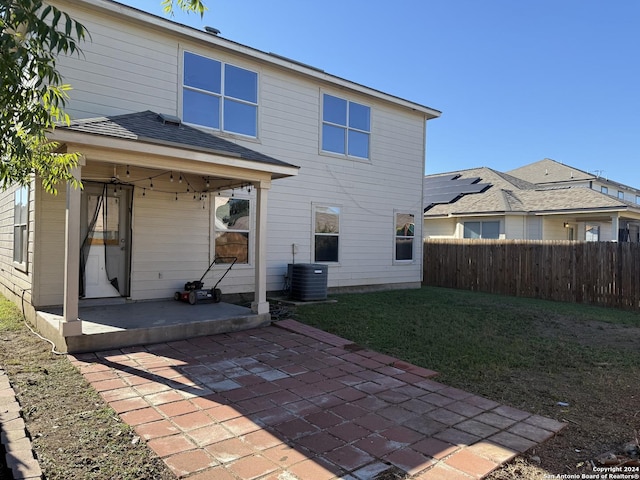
[{"xmin": 507, "ymin": 158, "xmax": 595, "ymax": 185}]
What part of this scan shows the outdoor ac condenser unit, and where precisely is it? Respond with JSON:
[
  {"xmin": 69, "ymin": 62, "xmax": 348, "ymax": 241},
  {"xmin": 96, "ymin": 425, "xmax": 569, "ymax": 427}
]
[{"xmin": 288, "ymin": 263, "xmax": 328, "ymax": 301}]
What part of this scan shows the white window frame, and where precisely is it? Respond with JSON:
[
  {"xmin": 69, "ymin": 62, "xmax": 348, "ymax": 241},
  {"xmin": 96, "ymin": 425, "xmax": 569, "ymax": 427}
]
[
  {"xmin": 320, "ymin": 92, "xmax": 371, "ymax": 160},
  {"xmin": 181, "ymin": 50, "xmax": 259, "ymax": 138},
  {"xmin": 13, "ymin": 185, "xmax": 29, "ymax": 270},
  {"xmin": 312, "ymin": 204, "xmax": 341, "ymax": 263},
  {"xmin": 636, "ymin": 195, "xmax": 640, "ymax": 204},
  {"xmin": 601, "ymin": 186, "xmax": 608, "ymax": 194},
  {"xmin": 212, "ymin": 192, "xmax": 253, "ymax": 266},
  {"xmin": 394, "ymin": 211, "xmax": 415, "ymax": 263},
  {"xmin": 618, "ymin": 190, "xmax": 624, "ymax": 200},
  {"xmin": 585, "ymin": 224, "xmax": 600, "ymax": 242}
]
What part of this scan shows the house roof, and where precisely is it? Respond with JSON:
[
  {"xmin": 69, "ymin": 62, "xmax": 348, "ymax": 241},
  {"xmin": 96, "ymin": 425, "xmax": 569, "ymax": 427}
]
[
  {"xmin": 424, "ymin": 167, "xmax": 640, "ymax": 217},
  {"xmin": 507, "ymin": 158, "xmax": 595, "ymax": 185},
  {"xmin": 57, "ymin": 110, "xmax": 298, "ymax": 170},
  {"xmin": 76, "ymin": 0, "xmax": 441, "ymax": 120}
]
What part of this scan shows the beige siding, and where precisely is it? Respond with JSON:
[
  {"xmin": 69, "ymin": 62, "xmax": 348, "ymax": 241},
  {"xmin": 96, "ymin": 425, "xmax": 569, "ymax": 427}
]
[
  {"xmin": 0, "ymin": 181, "xmax": 35, "ymax": 305},
  {"xmin": 424, "ymin": 218, "xmax": 457, "ymax": 239},
  {"xmin": 542, "ymin": 217, "xmax": 576, "ymax": 241},
  {"xmin": 33, "ymin": 185, "xmax": 66, "ymax": 306},
  {"xmin": 55, "ymin": 4, "xmax": 179, "ymax": 119}
]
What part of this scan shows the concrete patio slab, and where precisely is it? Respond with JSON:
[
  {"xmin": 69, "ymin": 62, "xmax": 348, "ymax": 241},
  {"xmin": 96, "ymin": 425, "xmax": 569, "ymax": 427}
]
[{"xmin": 68, "ymin": 319, "xmax": 566, "ymax": 479}]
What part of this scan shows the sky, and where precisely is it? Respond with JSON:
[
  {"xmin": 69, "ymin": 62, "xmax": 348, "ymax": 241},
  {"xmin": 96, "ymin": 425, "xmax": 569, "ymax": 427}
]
[{"xmin": 124, "ymin": 0, "xmax": 640, "ymax": 187}]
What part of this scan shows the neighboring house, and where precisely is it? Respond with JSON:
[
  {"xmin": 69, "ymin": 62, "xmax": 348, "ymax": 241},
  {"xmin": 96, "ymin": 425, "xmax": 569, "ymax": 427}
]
[
  {"xmin": 508, "ymin": 158, "xmax": 640, "ymax": 204},
  {"xmin": 0, "ymin": 0, "xmax": 440, "ymax": 350},
  {"xmin": 423, "ymin": 166, "xmax": 640, "ymax": 242}
]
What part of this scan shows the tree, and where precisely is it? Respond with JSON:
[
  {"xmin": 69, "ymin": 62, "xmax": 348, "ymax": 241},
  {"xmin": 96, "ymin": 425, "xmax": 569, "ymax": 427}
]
[{"xmin": 0, "ymin": 0, "xmax": 207, "ymax": 194}]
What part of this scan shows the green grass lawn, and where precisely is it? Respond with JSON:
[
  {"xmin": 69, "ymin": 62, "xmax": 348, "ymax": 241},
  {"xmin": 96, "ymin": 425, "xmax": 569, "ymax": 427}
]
[{"xmin": 293, "ymin": 286, "xmax": 640, "ymax": 391}]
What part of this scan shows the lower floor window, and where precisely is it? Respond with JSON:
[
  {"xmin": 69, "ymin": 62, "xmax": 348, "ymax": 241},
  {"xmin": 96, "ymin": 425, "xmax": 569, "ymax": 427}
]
[
  {"xmin": 463, "ymin": 221, "xmax": 500, "ymax": 239},
  {"xmin": 314, "ymin": 205, "xmax": 340, "ymax": 262},
  {"xmin": 585, "ymin": 224, "xmax": 600, "ymax": 242},
  {"xmin": 395, "ymin": 212, "xmax": 414, "ymax": 261},
  {"xmin": 13, "ymin": 186, "xmax": 29, "ymax": 266},
  {"xmin": 214, "ymin": 196, "xmax": 250, "ymax": 263}
]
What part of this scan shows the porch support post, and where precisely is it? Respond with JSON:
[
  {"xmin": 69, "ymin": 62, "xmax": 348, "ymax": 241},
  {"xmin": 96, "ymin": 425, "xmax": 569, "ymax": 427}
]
[
  {"xmin": 611, "ymin": 214, "xmax": 619, "ymax": 242},
  {"xmin": 61, "ymin": 163, "xmax": 83, "ymax": 336},
  {"xmin": 251, "ymin": 181, "xmax": 270, "ymax": 315}
]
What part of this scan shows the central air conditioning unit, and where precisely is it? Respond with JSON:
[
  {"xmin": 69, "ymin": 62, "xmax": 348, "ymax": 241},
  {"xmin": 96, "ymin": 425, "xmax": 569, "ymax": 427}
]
[{"xmin": 288, "ymin": 263, "xmax": 328, "ymax": 301}]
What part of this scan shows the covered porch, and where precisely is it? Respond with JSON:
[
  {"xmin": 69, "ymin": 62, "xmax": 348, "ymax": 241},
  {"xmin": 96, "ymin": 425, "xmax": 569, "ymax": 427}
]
[
  {"xmin": 41, "ymin": 111, "xmax": 298, "ymax": 353},
  {"xmin": 35, "ymin": 298, "xmax": 267, "ymax": 353}
]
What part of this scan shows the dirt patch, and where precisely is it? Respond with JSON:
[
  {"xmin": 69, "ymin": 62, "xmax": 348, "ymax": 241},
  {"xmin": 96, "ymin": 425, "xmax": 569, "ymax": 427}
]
[
  {"xmin": 0, "ymin": 320, "xmax": 174, "ymax": 480},
  {"xmin": 485, "ymin": 315, "xmax": 640, "ymax": 480},
  {"xmin": 535, "ymin": 313, "xmax": 640, "ymax": 350}
]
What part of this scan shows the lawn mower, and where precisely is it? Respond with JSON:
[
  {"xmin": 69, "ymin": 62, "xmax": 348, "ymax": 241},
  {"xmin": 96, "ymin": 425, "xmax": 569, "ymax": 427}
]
[{"xmin": 174, "ymin": 256, "xmax": 237, "ymax": 305}]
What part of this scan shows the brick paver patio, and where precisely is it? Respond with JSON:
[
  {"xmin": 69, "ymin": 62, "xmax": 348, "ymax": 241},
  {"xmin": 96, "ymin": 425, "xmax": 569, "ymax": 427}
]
[{"xmin": 68, "ymin": 319, "xmax": 566, "ymax": 479}]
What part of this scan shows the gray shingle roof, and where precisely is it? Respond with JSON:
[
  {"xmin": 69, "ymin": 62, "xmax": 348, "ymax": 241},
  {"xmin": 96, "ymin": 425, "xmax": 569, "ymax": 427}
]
[
  {"xmin": 507, "ymin": 158, "xmax": 594, "ymax": 185},
  {"xmin": 424, "ymin": 166, "xmax": 639, "ymax": 216},
  {"xmin": 59, "ymin": 110, "xmax": 297, "ymax": 169}
]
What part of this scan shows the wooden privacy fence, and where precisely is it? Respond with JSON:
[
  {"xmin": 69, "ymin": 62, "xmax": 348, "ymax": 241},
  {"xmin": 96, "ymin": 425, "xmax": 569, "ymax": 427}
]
[{"xmin": 423, "ymin": 239, "xmax": 640, "ymax": 310}]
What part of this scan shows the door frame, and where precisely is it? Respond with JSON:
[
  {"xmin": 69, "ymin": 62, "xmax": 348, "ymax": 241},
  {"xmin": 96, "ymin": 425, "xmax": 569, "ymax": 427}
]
[{"xmin": 80, "ymin": 182, "xmax": 133, "ymax": 298}]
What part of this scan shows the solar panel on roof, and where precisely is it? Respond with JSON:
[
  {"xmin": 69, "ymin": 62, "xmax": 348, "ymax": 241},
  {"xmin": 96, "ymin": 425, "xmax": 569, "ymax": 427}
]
[{"xmin": 424, "ymin": 175, "xmax": 491, "ymax": 211}]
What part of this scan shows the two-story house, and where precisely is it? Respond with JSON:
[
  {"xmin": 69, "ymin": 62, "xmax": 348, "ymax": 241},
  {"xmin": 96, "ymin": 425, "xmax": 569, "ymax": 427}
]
[{"xmin": 0, "ymin": 0, "xmax": 440, "ymax": 352}]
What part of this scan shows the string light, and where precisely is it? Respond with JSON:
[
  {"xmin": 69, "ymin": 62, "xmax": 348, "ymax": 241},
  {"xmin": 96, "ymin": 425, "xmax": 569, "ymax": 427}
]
[
  {"xmin": 142, "ymin": 188, "xmax": 146, "ymax": 197},
  {"xmin": 170, "ymin": 172, "xmax": 174, "ymax": 182},
  {"xmin": 149, "ymin": 178, "xmax": 154, "ymax": 190},
  {"xmin": 206, "ymin": 178, "xmax": 210, "ymax": 188},
  {"xmin": 179, "ymin": 174, "xmax": 183, "ymax": 184},
  {"xmin": 126, "ymin": 166, "xmax": 130, "ymax": 178},
  {"xmin": 175, "ymin": 192, "xmax": 178, "ymax": 201}
]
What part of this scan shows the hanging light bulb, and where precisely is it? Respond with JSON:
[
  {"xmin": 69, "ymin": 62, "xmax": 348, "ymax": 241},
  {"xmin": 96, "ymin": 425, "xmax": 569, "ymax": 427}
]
[
  {"xmin": 126, "ymin": 166, "xmax": 130, "ymax": 178},
  {"xmin": 149, "ymin": 178, "xmax": 154, "ymax": 190},
  {"xmin": 175, "ymin": 192, "xmax": 178, "ymax": 201},
  {"xmin": 179, "ymin": 174, "xmax": 183, "ymax": 184},
  {"xmin": 206, "ymin": 178, "xmax": 210, "ymax": 188},
  {"xmin": 142, "ymin": 188, "xmax": 146, "ymax": 197},
  {"xmin": 170, "ymin": 172, "xmax": 174, "ymax": 182}
]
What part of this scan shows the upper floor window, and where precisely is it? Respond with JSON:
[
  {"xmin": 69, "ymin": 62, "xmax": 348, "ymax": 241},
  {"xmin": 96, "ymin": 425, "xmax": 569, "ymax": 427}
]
[
  {"xmin": 463, "ymin": 221, "xmax": 500, "ymax": 239},
  {"xmin": 321, "ymin": 94, "xmax": 370, "ymax": 159},
  {"xmin": 314, "ymin": 205, "xmax": 340, "ymax": 262},
  {"xmin": 183, "ymin": 51, "xmax": 258, "ymax": 137},
  {"xmin": 636, "ymin": 195, "xmax": 640, "ymax": 204},
  {"xmin": 14, "ymin": 186, "xmax": 29, "ymax": 267},
  {"xmin": 618, "ymin": 191, "xmax": 624, "ymax": 200},
  {"xmin": 395, "ymin": 213, "xmax": 414, "ymax": 261},
  {"xmin": 601, "ymin": 186, "xmax": 608, "ymax": 194}
]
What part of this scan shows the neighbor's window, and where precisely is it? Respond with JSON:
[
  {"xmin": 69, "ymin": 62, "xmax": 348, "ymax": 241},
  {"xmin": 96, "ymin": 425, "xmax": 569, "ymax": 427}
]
[
  {"xmin": 395, "ymin": 213, "xmax": 414, "ymax": 261},
  {"xmin": 601, "ymin": 186, "xmax": 608, "ymax": 194},
  {"xmin": 183, "ymin": 51, "xmax": 258, "ymax": 137},
  {"xmin": 322, "ymin": 94, "xmax": 370, "ymax": 159},
  {"xmin": 636, "ymin": 195, "xmax": 640, "ymax": 204},
  {"xmin": 13, "ymin": 186, "xmax": 29, "ymax": 266},
  {"xmin": 463, "ymin": 221, "xmax": 500, "ymax": 239},
  {"xmin": 618, "ymin": 191, "xmax": 624, "ymax": 200},
  {"xmin": 214, "ymin": 196, "xmax": 251, "ymax": 263},
  {"xmin": 585, "ymin": 224, "xmax": 600, "ymax": 242},
  {"xmin": 314, "ymin": 205, "xmax": 340, "ymax": 262}
]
